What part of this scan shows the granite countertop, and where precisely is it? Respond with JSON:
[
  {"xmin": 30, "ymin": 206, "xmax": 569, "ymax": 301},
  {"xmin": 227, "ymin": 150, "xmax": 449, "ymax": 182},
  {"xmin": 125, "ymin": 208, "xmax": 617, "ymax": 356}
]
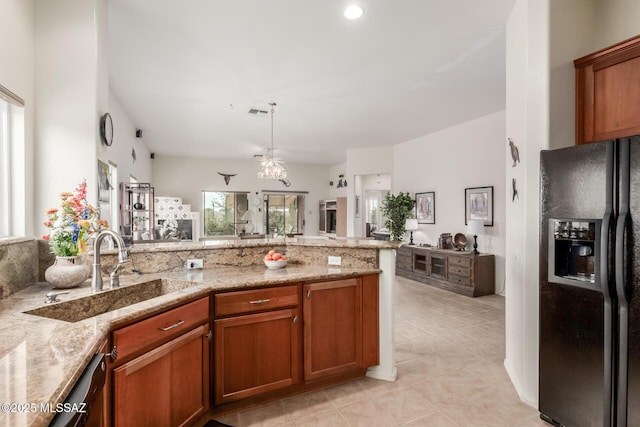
[
  {"xmin": 0, "ymin": 264, "xmax": 380, "ymax": 427},
  {"xmin": 111, "ymin": 236, "xmax": 399, "ymax": 253}
]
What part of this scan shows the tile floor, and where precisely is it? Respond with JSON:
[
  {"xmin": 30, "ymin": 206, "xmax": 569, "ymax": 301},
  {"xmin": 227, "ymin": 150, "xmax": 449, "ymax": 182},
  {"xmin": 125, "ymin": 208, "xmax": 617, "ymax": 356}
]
[{"xmin": 208, "ymin": 276, "xmax": 547, "ymax": 426}]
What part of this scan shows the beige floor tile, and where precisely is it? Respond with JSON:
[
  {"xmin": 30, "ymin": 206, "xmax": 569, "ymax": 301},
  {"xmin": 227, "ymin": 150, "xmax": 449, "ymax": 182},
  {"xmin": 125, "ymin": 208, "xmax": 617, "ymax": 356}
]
[
  {"xmin": 281, "ymin": 391, "xmax": 336, "ymax": 422},
  {"xmin": 401, "ymin": 411, "xmax": 464, "ymax": 427},
  {"xmin": 236, "ymin": 400, "xmax": 293, "ymax": 427},
  {"xmin": 321, "ymin": 378, "xmax": 371, "ymax": 408},
  {"xmin": 291, "ymin": 409, "xmax": 349, "ymax": 426},
  {"xmin": 337, "ymin": 398, "xmax": 397, "ymax": 427}
]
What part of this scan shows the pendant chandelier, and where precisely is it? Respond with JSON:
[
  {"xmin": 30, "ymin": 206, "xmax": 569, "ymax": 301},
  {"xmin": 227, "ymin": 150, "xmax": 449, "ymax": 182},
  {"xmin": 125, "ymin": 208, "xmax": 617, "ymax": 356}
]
[{"xmin": 258, "ymin": 102, "xmax": 287, "ymax": 180}]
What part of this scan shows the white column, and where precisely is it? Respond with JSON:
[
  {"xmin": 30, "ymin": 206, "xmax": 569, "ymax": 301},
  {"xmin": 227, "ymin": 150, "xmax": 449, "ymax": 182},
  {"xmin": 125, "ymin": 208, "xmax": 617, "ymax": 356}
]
[{"xmin": 366, "ymin": 247, "xmax": 397, "ymax": 381}]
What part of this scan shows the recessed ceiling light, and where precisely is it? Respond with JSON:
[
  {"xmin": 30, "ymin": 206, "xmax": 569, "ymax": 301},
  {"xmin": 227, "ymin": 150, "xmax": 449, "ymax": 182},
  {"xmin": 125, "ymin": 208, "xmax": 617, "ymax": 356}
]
[{"xmin": 344, "ymin": 5, "xmax": 364, "ymax": 20}]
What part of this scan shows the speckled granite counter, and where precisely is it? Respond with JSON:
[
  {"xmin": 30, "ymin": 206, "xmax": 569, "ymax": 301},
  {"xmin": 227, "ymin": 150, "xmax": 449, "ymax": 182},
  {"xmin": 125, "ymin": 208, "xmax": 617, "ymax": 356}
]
[{"xmin": 0, "ymin": 237, "xmax": 398, "ymax": 427}]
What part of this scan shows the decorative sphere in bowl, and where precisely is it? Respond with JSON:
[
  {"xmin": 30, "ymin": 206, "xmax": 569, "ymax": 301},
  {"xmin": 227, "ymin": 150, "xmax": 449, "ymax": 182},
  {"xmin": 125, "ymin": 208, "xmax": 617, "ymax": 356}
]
[{"xmin": 264, "ymin": 259, "xmax": 288, "ymax": 269}]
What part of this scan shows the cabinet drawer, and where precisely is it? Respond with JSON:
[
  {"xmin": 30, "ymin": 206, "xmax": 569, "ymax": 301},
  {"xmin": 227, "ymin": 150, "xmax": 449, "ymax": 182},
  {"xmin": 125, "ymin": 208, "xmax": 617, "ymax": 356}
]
[
  {"xmin": 396, "ymin": 257, "xmax": 412, "ymax": 270},
  {"xmin": 448, "ymin": 256, "xmax": 471, "ymax": 268},
  {"xmin": 448, "ymin": 265, "xmax": 470, "ymax": 277},
  {"xmin": 113, "ymin": 296, "xmax": 209, "ymax": 361},
  {"xmin": 215, "ymin": 285, "xmax": 299, "ymax": 317},
  {"xmin": 449, "ymin": 274, "xmax": 471, "ymax": 286}
]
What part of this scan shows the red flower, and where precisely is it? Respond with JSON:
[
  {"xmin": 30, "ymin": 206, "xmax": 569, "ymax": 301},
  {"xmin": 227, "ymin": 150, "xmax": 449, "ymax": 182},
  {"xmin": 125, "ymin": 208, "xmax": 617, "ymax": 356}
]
[{"xmin": 42, "ymin": 235, "xmax": 50, "ymax": 240}]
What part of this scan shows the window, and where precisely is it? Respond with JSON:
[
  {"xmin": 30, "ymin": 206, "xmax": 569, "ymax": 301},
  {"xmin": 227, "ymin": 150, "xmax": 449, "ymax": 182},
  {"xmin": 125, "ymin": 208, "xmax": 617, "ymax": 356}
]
[
  {"xmin": 0, "ymin": 84, "xmax": 25, "ymax": 238},
  {"xmin": 264, "ymin": 193, "xmax": 305, "ymax": 237},
  {"xmin": 365, "ymin": 190, "xmax": 388, "ymax": 231},
  {"xmin": 202, "ymin": 191, "xmax": 248, "ymax": 236}
]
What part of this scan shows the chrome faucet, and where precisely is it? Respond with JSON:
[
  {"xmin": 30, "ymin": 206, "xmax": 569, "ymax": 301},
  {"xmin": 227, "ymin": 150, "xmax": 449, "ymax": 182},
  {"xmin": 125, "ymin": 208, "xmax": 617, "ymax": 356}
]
[{"xmin": 91, "ymin": 229, "xmax": 129, "ymax": 293}]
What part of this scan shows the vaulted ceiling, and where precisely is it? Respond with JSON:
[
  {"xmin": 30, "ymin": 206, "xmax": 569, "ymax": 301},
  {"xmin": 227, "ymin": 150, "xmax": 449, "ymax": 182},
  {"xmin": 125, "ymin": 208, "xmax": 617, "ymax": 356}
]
[{"xmin": 108, "ymin": 0, "xmax": 516, "ymax": 165}]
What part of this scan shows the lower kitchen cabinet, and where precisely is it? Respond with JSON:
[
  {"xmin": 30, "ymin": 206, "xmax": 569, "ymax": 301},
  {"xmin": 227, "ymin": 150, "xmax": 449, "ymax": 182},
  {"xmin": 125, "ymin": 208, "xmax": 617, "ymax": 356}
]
[
  {"xmin": 113, "ymin": 324, "xmax": 210, "ymax": 427},
  {"xmin": 110, "ymin": 297, "xmax": 210, "ymax": 427},
  {"xmin": 213, "ymin": 285, "xmax": 302, "ymax": 404},
  {"xmin": 303, "ymin": 275, "xmax": 378, "ymax": 382},
  {"xmin": 214, "ymin": 307, "xmax": 302, "ymax": 404}
]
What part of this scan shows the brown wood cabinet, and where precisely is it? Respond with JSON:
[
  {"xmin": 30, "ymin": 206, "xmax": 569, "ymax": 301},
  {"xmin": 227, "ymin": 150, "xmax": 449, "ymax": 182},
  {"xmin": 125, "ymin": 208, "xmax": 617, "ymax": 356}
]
[
  {"xmin": 110, "ymin": 297, "xmax": 210, "ymax": 427},
  {"xmin": 213, "ymin": 285, "xmax": 302, "ymax": 404},
  {"xmin": 212, "ymin": 276, "xmax": 378, "ymax": 409},
  {"xmin": 396, "ymin": 245, "xmax": 494, "ymax": 297},
  {"xmin": 575, "ymin": 35, "xmax": 640, "ymax": 145},
  {"xmin": 303, "ymin": 275, "xmax": 378, "ymax": 382}
]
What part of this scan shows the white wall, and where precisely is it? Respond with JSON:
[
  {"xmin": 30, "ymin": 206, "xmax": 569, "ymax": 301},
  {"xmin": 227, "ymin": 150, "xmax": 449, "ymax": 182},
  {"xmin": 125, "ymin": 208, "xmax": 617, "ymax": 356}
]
[
  {"xmin": 596, "ymin": 0, "xmax": 640, "ymax": 48},
  {"xmin": 346, "ymin": 145, "xmax": 394, "ymax": 236},
  {"xmin": 0, "ymin": 0, "xmax": 34, "ymax": 237},
  {"xmin": 33, "ymin": 0, "xmax": 108, "ymax": 237},
  {"xmin": 504, "ymin": 0, "xmax": 550, "ymax": 407},
  {"xmin": 393, "ymin": 111, "xmax": 506, "ymax": 294},
  {"xmin": 151, "ymin": 155, "xmax": 330, "ymax": 236},
  {"xmin": 105, "ymin": 91, "xmax": 152, "ymax": 184},
  {"xmin": 328, "ymin": 163, "xmax": 347, "ymax": 200}
]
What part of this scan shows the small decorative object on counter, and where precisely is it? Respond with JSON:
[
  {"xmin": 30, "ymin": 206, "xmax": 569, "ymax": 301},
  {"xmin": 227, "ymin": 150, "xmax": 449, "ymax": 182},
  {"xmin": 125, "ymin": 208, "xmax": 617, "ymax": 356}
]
[
  {"xmin": 263, "ymin": 249, "xmax": 288, "ymax": 269},
  {"xmin": 45, "ymin": 255, "xmax": 90, "ymax": 289},
  {"xmin": 42, "ymin": 179, "xmax": 107, "ymax": 288}
]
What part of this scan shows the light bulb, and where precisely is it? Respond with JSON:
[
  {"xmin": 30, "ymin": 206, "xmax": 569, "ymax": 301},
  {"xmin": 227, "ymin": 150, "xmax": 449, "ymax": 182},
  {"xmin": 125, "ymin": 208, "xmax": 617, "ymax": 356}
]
[{"xmin": 344, "ymin": 5, "xmax": 363, "ymax": 20}]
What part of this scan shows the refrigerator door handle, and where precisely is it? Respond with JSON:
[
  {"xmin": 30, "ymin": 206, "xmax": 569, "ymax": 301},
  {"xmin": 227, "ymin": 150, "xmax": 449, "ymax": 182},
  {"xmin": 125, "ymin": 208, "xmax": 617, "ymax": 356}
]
[
  {"xmin": 602, "ymin": 141, "xmax": 615, "ymax": 427},
  {"xmin": 616, "ymin": 137, "xmax": 631, "ymax": 427}
]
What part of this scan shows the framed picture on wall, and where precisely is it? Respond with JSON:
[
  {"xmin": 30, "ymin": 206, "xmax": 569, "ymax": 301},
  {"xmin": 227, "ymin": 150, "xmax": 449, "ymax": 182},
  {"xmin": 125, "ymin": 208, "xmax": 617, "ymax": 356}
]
[
  {"xmin": 415, "ymin": 192, "xmax": 435, "ymax": 224},
  {"xmin": 465, "ymin": 186, "xmax": 493, "ymax": 226}
]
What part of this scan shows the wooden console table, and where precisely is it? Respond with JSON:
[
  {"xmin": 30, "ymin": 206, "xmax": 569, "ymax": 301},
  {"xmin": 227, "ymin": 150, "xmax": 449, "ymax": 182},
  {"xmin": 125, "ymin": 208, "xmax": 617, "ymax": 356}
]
[{"xmin": 396, "ymin": 245, "xmax": 494, "ymax": 297}]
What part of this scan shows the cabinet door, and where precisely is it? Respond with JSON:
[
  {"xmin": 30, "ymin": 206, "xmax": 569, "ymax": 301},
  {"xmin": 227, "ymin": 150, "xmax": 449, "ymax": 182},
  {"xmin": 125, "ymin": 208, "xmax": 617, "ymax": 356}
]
[
  {"xmin": 303, "ymin": 278, "xmax": 362, "ymax": 382},
  {"xmin": 113, "ymin": 324, "xmax": 209, "ymax": 427},
  {"xmin": 214, "ymin": 308, "xmax": 302, "ymax": 404},
  {"xmin": 575, "ymin": 36, "xmax": 640, "ymax": 144}
]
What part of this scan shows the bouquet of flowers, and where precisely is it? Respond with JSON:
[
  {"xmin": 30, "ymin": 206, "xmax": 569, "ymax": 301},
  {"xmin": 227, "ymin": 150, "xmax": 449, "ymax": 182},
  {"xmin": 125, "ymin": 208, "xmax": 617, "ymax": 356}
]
[{"xmin": 43, "ymin": 179, "xmax": 108, "ymax": 256}]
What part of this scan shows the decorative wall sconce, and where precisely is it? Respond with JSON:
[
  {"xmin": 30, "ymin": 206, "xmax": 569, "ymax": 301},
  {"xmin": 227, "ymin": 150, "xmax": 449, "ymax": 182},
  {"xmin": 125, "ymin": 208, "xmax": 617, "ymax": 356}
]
[{"xmin": 337, "ymin": 174, "xmax": 347, "ymax": 188}]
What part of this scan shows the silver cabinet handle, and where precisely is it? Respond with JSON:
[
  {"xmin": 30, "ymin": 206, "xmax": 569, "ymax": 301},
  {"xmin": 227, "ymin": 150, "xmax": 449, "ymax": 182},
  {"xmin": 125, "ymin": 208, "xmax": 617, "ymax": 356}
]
[
  {"xmin": 293, "ymin": 315, "xmax": 298, "ymax": 324},
  {"xmin": 249, "ymin": 299, "xmax": 271, "ymax": 305},
  {"xmin": 306, "ymin": 290, "xmax": 311, "ymax": 299},
  {"xmin": 159, "ymin": 320, "xmax": 185, "ymax": 331}
]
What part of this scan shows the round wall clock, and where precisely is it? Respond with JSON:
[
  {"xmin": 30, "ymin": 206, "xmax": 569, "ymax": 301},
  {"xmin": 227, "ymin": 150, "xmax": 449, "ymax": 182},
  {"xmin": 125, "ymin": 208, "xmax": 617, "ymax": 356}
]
[{"xmin": 100, "ymin": 112, "xmax": 113, "ymax": 146}]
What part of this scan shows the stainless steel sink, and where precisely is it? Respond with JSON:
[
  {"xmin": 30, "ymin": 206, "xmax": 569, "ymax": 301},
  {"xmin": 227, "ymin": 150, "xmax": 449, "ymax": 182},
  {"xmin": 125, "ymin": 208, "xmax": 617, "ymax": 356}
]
[{"xmin": 24, "ymin": 279, "xmax": 195, "ymax": 322}]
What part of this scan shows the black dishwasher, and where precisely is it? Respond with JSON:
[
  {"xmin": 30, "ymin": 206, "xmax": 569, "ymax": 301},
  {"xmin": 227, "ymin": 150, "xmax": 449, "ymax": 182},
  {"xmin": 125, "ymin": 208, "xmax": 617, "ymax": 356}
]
[{"xmin": 49, "ymin": 353, "xmax": 106, "ymax": 427}]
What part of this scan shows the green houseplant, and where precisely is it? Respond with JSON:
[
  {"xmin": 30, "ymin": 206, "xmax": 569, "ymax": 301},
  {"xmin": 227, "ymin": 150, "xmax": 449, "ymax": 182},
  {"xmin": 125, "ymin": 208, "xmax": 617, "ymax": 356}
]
[{"xmin": 381, "ymin": 192, "xmax": 415, "ymax": 241}]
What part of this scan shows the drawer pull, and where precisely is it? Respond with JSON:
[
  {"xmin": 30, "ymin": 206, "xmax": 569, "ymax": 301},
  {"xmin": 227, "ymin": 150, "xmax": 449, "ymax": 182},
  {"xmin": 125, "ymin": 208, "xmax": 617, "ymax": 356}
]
[
  {"xmin": 249, "ymin": 298, "xmax": 271, "ymax": 305},
  {"xmin": 293, "ymin": 315, "xmax": 298, "ymax": 324},
  {"xmin": 307, "ymin": 290, "xmax": 312, "ymax": 299},
  {"xmin": 159, "ymin": 319, "xmax": 185, "ymax": 331}
]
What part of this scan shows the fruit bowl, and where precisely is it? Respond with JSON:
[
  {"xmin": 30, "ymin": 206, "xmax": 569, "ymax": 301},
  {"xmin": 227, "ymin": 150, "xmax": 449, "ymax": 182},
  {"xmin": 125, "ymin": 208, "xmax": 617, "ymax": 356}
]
[{"xmin": 264, "ymin": 259, "xmax": 288, "ymax": 269}]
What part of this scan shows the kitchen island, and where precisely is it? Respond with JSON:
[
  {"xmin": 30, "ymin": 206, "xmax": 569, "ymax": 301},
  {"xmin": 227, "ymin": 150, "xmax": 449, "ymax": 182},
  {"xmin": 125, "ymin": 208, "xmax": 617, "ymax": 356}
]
[{"xmin": 0, "ymin": 237, "xmax": 398, "ymax": 426}]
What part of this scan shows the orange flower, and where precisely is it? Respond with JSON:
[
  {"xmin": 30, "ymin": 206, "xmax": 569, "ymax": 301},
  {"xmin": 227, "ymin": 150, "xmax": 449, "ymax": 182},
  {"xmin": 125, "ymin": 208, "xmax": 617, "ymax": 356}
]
[
  {"xmin": 78, "ymin": 220, "xmax": 90, "ymax": 228},
  {"xmin": 43, "ymin": 221, "xmax": 53, "ymax": 227},
  {"xmin": 46, "ymin": 208, "xmax": 58, "ymax": 215}
]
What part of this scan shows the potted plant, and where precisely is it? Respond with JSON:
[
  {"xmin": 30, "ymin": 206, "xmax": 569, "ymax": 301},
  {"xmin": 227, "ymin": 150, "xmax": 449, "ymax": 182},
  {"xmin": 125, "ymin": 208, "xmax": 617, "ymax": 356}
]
[
  {"xmin": 42, "ymin": 179, "xmax": 108, "ymax": 288},
  {"xmin": 381, "ymin": 192, "xmax": 415, "ymax": 241}
]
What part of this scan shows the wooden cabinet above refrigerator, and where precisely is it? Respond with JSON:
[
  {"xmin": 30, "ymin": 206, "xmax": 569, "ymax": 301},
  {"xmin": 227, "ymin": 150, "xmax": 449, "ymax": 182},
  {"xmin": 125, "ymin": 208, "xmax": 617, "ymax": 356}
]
[{"xmin": 575, "ymin": 35, "xmax": 640, "ymax": 145}]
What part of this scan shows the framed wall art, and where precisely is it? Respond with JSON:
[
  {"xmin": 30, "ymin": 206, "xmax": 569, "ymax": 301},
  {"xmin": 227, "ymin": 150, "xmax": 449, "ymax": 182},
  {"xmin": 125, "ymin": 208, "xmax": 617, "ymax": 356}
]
[
  {"xmin": 415, "ymin": 191, "xmax": 435, "ymax": 224},
  {"xmin": 465, "ymin": 186, "xmax": 493, "ymax": 226}
]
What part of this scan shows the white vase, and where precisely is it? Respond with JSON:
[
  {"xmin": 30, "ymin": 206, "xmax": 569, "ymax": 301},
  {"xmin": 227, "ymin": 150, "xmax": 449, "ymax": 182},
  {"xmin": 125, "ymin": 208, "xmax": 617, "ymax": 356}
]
[{"xmin": 45, "ymin": 255, "xmax": 90, "ymax": 289}]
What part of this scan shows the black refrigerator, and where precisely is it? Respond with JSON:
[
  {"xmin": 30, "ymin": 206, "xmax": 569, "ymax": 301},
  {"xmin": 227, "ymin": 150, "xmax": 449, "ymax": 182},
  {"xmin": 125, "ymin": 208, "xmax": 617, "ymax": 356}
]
[{"xmin": 539, "ymin": 135, "xmax": 640, "ymax": 427}]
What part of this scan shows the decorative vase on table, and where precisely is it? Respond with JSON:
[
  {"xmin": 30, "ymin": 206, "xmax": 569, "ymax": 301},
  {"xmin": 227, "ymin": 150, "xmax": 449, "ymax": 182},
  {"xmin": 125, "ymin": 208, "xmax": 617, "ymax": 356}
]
[{"xmin": 45, "ymin": 255, "xmax": 90, "ymax": 289}]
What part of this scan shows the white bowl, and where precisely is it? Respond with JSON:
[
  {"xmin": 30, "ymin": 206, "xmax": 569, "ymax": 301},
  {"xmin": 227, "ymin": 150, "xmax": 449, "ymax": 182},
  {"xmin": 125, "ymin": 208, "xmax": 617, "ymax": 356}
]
[{"xmin": 264, "ymin": 259, "xmax": 288, "ymax": 269}]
